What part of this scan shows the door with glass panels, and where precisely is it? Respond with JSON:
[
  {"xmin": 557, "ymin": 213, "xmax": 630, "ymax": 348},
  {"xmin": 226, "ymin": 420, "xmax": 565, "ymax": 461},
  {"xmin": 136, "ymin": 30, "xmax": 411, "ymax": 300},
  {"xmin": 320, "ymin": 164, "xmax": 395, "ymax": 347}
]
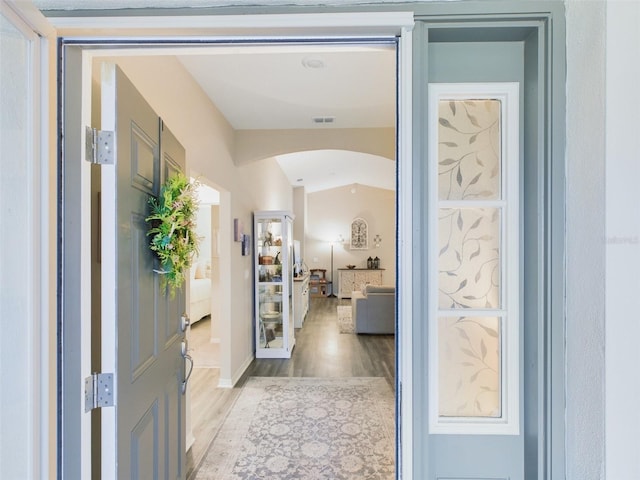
[
  {"xmin": 428, "ymin": 82, "xmax": 521, "ymax": 462},
  {"xmin": 421, "ymin": 32, "xmax": 531, "ymax": 479}
]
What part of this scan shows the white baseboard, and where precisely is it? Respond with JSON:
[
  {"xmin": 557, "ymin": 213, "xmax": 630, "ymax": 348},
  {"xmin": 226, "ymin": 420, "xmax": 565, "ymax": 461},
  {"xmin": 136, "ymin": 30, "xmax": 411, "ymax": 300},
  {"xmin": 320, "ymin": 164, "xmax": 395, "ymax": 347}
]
[
  {"xmin": 217, "ymin": 378, "xmax": 233, "ymax": 388},
  {"xmin": 186, "ymin": 433, "xmax": 196, "ymax": 452},
  {"xmin": 217, "ymin": 353, "xmax": 254, "ymax": 388}
]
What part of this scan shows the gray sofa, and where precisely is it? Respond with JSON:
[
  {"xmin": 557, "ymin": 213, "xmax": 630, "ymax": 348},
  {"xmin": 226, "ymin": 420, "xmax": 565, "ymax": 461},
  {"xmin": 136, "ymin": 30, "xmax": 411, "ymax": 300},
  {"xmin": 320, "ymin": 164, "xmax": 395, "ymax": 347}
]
[{"xmin": 351, "ymin": 284, "xmax": 395, "ymax": 334}]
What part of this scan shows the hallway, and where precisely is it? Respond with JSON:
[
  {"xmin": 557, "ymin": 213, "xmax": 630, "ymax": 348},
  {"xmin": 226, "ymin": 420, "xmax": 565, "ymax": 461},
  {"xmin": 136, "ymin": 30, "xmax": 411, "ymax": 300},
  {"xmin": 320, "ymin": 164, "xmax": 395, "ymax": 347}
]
[{"xmin": 186, "ymin": 296, "xmax": 396, "ymax": 478}]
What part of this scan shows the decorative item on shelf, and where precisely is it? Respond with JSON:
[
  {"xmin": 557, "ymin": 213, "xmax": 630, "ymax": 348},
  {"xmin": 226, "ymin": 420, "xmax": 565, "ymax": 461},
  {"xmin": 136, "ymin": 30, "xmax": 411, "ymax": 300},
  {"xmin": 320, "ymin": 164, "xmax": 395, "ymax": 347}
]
[
  {"xmin": 367, "ymin": 256, "xmax": 373, "ymax": 269},
  {"xmin": 310, "ymin": 269, "xmax": 326, "ymax": 281},
  {"xmin": 346, "ymin": 264, "xmax": 356, "ymax": 269},
  {"xmin": 374, "ymin": 234, "xmax": 382, "ymax": 248},
  {"xmin": 263, "ymin": 229, "xmax": 274, "ymax": 247},
  {"xmin": 145, "ymin": 173, "xmax": 199, "ymax": 297},
  {"xmin": 373, "ymin": 256, "xmax": 380, "ymax": 269},
  {"xmin": 259, "ymin": 255, "xmax": 274, "ymax": 265}
]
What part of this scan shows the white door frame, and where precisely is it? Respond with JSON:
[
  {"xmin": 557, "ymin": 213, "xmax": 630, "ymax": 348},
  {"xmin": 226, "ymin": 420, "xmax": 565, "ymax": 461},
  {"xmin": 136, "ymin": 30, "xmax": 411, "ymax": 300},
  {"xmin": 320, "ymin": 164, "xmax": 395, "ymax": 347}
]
[
  {"xmin": 1, "ymin": 2, "xmax": 55, "ymax": 478},
  {"xmin": 53, "ymin": 11, "xmax": 415, "ymax": 479}
]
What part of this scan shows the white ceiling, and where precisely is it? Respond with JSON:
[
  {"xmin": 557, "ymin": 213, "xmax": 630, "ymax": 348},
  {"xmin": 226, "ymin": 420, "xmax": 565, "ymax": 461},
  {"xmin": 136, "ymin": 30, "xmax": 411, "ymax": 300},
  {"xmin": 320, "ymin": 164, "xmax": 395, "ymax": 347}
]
[
  {"xmin": 177, "ymin": 44, "xmax": 397, "ymax": 192},
  {"xmin": 34, "ymin": 2, "xmax": 399, "ymax": 192},
  {"xmin": 276, "ymin": 150, "xmax": 395, "ymax": 193},
  {"xmin": 177, "ymin": 44, "xmax": 396, "ymax": 130}
]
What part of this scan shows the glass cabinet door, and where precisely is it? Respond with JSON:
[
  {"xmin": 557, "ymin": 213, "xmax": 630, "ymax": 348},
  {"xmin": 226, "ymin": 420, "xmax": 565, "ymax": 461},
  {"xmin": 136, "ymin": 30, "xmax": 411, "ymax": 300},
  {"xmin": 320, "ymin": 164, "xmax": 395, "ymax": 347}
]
[
  {"xmin": 258, "ymin": 284, "xmax": 283, "ymax": 349},
  {"xmin": 255, "ymin": 211, "xmax": 294, "ymax": 358}
]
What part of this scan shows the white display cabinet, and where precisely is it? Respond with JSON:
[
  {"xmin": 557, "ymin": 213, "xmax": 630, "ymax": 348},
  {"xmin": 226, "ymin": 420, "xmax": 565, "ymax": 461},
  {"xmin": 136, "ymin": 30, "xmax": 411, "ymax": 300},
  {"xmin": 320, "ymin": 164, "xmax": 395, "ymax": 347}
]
[{"xmin": 254, "ymin": 211, "xmax": 295, "ymax": 358}]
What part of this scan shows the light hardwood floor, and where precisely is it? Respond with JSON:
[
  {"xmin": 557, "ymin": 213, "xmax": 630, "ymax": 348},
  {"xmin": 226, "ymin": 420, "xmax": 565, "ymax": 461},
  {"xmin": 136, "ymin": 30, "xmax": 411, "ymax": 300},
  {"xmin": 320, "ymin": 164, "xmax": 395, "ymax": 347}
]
[{"xmin": 186, "ymin": 296, "xmax": 396, "ymax": 478}]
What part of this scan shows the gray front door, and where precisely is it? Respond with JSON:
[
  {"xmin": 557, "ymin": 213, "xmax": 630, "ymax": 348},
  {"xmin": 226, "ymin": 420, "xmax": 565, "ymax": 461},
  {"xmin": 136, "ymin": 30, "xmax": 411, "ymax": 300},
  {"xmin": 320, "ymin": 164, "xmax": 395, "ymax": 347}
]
[
  {"xmin": 412, "ymin": 17, "xmax": 557, "ymax": 479},
  {"xmin": 100, "ymin": 63, "xmax": 187, "ymax": 480}
]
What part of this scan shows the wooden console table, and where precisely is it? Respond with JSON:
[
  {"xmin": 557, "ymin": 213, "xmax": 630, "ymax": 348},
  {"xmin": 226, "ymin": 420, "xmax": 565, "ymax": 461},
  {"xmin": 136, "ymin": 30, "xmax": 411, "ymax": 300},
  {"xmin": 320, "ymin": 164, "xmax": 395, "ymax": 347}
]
[{"xmin": 337, "ymin": 268, "xmax": 384, "ymax": 299}]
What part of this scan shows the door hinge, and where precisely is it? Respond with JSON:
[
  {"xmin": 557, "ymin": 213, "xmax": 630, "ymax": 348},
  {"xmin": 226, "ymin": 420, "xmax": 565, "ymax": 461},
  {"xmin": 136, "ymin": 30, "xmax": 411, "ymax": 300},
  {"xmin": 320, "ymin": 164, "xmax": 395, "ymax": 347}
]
[
  {"xmin": 85, "ymin": 126, "xmax": 115, "ymax": 165},
  {"xmin": 84, "ymin": 373, "xmax": 115, "ymax": 412}
]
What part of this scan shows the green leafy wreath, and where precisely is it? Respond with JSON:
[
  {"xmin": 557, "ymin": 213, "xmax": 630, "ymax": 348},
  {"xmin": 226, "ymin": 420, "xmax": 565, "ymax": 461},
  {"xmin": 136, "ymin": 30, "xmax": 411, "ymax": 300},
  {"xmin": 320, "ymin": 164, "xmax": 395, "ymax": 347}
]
[{"xmin": 146, "ymin": 173, "xmax": 199, "ymax": 296}]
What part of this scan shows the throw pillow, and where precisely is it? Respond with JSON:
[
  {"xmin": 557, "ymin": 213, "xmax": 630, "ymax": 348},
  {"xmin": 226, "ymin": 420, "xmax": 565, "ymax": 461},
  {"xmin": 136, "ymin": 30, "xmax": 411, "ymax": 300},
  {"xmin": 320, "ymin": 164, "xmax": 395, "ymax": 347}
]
[{"xmin": 194, "ymin": 262, "xmax": 206, "ymax": 279}]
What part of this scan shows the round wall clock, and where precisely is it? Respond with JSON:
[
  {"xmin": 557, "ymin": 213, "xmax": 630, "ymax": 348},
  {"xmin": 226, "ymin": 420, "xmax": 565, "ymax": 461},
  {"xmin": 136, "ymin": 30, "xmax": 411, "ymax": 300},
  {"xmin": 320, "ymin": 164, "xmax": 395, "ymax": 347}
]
[{"xmin": 350, "ymin": 217, "xmax": 368, "ymax": 250}]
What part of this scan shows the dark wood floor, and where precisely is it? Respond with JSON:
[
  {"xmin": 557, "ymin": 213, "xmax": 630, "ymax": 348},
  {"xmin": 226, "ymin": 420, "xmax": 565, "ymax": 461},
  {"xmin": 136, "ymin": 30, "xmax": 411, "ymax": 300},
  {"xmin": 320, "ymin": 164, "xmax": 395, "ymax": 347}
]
[
  {"xmin": 247, "ymin": 297, "xmax": 396, "ymax": 386},
  {"xmin": 186, "ymin": 296, "xmax": 396, "ymax": 478}
]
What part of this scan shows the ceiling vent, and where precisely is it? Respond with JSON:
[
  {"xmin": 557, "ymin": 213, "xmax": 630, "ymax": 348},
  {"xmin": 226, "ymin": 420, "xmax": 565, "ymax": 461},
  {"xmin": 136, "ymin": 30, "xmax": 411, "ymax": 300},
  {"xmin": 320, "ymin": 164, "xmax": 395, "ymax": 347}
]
[{"xmin": 312, "ymin": 116, "xmax": 335, "ymax": 124}]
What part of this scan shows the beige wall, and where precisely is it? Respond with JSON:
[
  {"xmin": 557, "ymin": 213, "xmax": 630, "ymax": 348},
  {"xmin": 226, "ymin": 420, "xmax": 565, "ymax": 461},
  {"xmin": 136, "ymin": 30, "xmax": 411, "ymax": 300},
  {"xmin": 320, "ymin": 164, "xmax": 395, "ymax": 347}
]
[
  {"xmin": 235, "ymin": 127, "xmax": 395, "ymax": 165},
  {"xmin": 306, "ymin": 184, "xmax": 396, "ymax": 287},
  {"xmin": 293, "ymin": 186, "xmax": 307, "ymax": 260},
  {"xmin": 195, "ymin": 205, "xmax": 212, "ymax": 264}
]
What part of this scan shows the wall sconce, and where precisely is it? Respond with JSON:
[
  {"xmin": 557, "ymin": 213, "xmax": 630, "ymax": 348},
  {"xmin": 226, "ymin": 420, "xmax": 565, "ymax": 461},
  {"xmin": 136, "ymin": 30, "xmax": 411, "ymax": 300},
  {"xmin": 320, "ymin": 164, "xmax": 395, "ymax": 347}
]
[{"xmin": 374, "ymin": 234, "xmax": 382, "ymax": 248}]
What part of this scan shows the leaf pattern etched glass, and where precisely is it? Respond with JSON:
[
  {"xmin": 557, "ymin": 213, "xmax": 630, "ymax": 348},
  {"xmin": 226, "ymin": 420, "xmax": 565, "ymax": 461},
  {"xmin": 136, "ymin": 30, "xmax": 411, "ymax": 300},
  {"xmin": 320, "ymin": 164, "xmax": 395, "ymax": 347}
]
[
  {"xmin": 436, "ymin": 98, "xmax": 505, "ymax": 423},
  {"xmin": 438, "ymin": 316, "xmax": 501, "ymax": 417},
  {"xmin": 438, "ymin": 208, "xmax": 501, "ymax": 309},
  {"xmin": 438, "ymin": 100, "xmax": 501, "ymax": 201}
]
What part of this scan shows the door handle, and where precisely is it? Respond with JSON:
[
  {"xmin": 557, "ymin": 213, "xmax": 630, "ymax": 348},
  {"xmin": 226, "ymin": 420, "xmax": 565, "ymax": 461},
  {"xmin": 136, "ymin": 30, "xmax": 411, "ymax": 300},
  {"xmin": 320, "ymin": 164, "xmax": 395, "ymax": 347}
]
[
  {"xmin": 181, "ymin": 340, "xmax": 193, "ymax": 395},
  {"xmin": 181, "ymin": 354, "xmax": 193, "ymax": 395},
  {"xmin": 180, "ymin": 314, "xmax": 190, "ymax": 332}
]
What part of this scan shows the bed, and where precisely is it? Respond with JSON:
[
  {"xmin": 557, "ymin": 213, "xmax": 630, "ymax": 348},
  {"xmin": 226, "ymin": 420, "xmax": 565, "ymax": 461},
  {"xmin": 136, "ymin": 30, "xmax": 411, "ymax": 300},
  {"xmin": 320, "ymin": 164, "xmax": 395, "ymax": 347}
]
[{"xmin": 190, "ymin": 261, "xmax": 211, "ymax": 324}]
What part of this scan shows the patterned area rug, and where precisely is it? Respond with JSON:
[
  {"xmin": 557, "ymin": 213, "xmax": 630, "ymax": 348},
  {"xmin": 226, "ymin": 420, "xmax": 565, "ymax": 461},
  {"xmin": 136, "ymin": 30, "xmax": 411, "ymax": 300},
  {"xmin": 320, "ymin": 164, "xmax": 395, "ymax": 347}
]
[
  {"xmin": 194, "ymin": 377, "xmax": 395, "ymax": 479},
  {"xmin": 337, "ymin": 305, "xmax": 355, "ymax": 334}
]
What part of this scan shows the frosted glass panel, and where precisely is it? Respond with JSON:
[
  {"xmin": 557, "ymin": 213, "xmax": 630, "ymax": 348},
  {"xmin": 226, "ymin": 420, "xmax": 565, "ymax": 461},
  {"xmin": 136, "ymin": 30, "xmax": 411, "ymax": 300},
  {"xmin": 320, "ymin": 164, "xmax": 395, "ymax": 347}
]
[
  {"xmin": 438, "ymin": 99, "xmax": 501, "ymax": 201},
  {"xmin": 0, "ymin": 12, "xmax": 34, "ymax": 479},
  {"xmin": 430, "ymin": 84, "xmax": 519, "ymax": 434},
  {"xmin": 438, "ymin": 208, "xmax": 501, "ymax": 309},
  {"xmin": 438, "ymin": 317, "xmax": 501, "ymax": 418}
]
